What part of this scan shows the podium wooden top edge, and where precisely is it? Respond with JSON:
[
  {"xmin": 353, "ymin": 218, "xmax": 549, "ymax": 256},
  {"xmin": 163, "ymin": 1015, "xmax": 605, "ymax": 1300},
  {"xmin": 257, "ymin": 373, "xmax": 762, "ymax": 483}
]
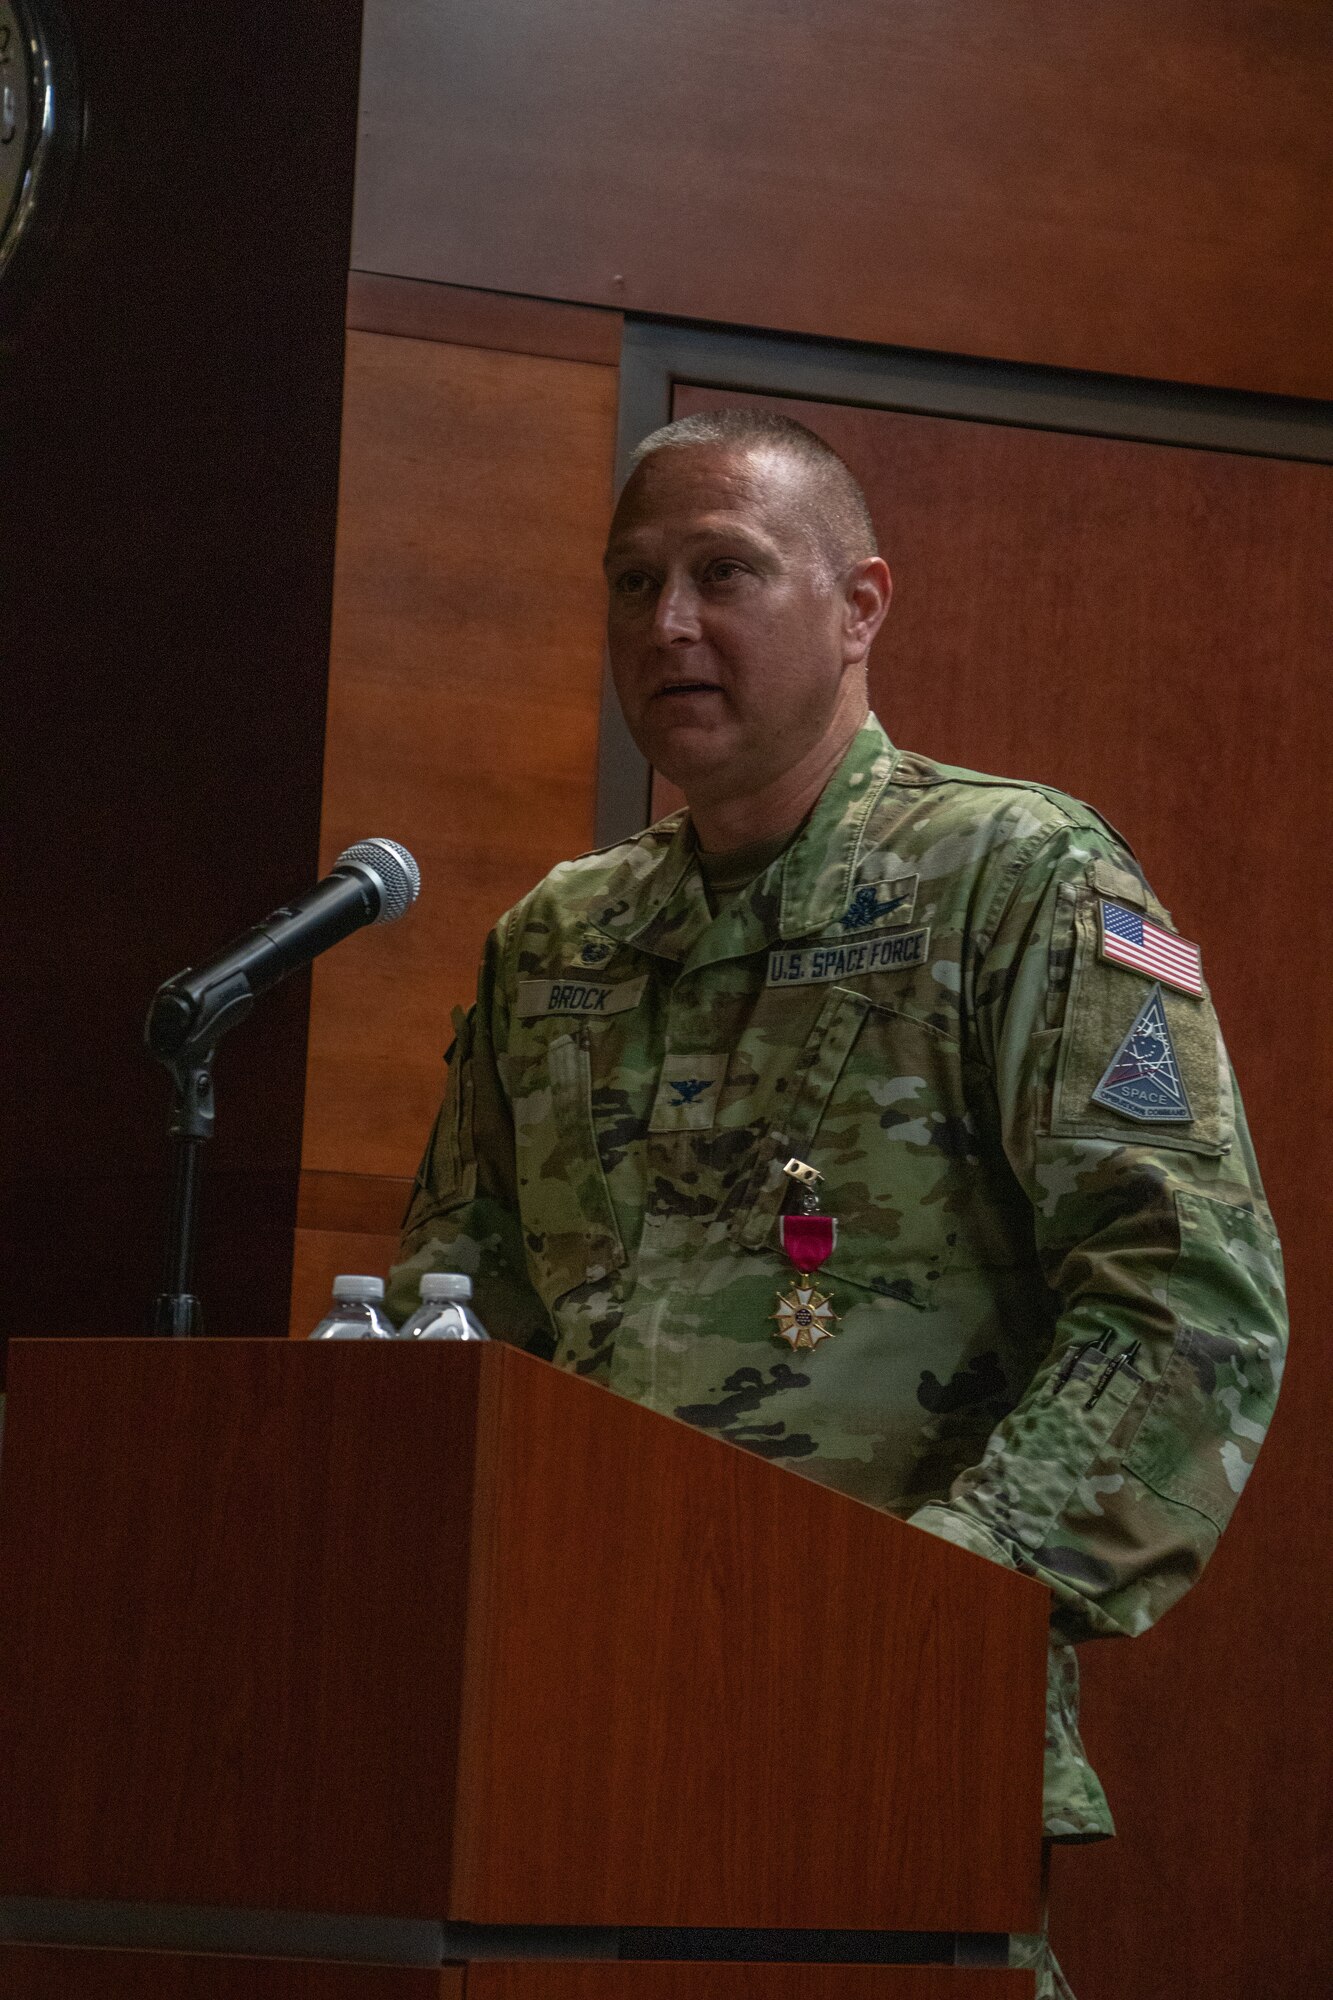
[{"xmin": 3, "ymin": 1335, "xmax": 1049, "ymax": 1606}]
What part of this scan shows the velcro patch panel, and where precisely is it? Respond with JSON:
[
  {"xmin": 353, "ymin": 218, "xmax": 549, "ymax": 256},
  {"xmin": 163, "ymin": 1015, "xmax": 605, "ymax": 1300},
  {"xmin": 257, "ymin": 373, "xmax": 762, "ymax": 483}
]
[{"xmin": 649, "ymin": 1050, "xmax": 730, "ymax": 1132}]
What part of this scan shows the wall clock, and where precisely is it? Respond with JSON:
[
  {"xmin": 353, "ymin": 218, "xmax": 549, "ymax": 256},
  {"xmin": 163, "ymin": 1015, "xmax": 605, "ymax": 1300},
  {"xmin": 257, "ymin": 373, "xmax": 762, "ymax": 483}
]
[{"xmin": 0, "ymin": 0, "xmax": 78, "ymax": 292}]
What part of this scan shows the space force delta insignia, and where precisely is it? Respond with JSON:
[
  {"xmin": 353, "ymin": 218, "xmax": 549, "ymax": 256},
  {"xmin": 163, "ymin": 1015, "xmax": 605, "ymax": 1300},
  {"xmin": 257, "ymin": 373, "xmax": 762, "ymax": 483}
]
[
  {"xmin": 767, "ymin": 927, "xmax": 929, "ymax": 988},
  {"xmin": 1092, "ymin": 983, "xmax": 1193, "ymax": 1123},
  {"xmin": 838, "ymin": 872, "xmax": 918, "ymax": 934}
]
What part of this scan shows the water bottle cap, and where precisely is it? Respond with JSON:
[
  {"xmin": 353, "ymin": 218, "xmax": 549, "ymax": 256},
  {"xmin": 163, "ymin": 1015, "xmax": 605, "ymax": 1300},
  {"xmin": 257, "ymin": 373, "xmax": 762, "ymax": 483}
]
[
  {"xmin": 332, "ymin": 1274, "xmax": 385, "ymax": 1302},
  {"xmin": 420, "ymin": 1272, "xmax": 473, "ymax": 1302}
]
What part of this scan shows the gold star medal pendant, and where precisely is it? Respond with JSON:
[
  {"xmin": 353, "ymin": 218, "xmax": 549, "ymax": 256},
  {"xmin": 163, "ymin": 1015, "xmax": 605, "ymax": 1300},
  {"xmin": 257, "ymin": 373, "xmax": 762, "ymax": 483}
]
[{"xmin": 772, "ymin": 1158, "xmax": 839, "ymax": 1353}]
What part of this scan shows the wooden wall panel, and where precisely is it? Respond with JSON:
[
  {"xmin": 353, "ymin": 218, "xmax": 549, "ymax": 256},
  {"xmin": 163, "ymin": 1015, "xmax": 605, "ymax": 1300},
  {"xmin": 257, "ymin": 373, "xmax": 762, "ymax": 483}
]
[
  {"xmin": 293, "ymin": 310, "xmax": 619, "ymax": 1330},
  {"xmin": 353, "ymin": 0, "xmax": 1333, "ymax": 398},
  {"xmin": 673, "ymin": 384, "xmax": 1332, "ymax": 1999},
  {"xmin": 347, "ymin": 275, "xmax": 622, "ymax": 367}
]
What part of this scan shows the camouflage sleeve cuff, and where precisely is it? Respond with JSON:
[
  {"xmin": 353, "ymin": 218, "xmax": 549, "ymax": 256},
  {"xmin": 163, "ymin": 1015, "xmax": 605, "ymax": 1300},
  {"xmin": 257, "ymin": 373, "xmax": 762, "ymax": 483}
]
[{"xmin": 907, "ymin": 1503, "xmax": 1020, "ymax": 1573}]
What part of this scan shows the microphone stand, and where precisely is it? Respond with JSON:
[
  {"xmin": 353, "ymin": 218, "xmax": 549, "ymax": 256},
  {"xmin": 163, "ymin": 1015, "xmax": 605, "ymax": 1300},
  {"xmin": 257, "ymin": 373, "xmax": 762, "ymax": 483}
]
[
  {"xmin": 145, "ymin": 973, "xmax": 254, "ymax": 1338},
  {"xmin": 152, "ymin": 1052, "xmax": 215, "ymax": 1337},
  {"xmin": 141, "ymin": 840, "xmax": 418, "ymax": 1337}
]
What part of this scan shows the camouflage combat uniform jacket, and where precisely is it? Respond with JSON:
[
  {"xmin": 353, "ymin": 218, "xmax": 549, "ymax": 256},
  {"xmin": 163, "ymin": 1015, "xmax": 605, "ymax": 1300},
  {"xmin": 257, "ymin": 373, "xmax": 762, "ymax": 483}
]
[{"xmin": 392, "ymin": 716, "xmax": 1286, "ymax": 1838}]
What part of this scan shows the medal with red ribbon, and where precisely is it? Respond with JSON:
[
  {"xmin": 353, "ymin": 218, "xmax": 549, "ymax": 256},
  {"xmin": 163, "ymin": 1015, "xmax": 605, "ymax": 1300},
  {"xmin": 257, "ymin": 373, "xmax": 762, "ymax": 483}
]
[{"xmin": 772, "ymin": 1157, "xmax": 839, "ymax": 1352}]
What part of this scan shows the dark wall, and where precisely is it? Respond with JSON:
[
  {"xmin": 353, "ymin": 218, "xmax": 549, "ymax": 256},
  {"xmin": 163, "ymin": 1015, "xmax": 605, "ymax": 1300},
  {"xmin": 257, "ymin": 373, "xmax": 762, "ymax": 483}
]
[
  {"xmin": 1, "ymin": 2, "xmax": 364, "ymax": 1342},
  {"xmin": 353, "ymin": 0, "xmax": 1333, "ymax": 398}
]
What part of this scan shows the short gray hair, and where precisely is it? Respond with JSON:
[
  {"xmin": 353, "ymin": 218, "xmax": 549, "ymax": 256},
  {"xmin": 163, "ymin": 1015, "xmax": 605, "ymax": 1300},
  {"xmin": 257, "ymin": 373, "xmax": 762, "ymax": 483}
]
[{"xmin": 628, "ymin": 407, "xmax": 878, "ymax": 575}]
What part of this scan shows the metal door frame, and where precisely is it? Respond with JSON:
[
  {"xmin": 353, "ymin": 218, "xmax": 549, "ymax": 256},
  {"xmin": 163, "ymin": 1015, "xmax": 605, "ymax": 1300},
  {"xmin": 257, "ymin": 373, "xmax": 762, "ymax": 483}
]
[{"xmin": 596, "ymin": 316, "xmax": 1333, "ymax": 845}]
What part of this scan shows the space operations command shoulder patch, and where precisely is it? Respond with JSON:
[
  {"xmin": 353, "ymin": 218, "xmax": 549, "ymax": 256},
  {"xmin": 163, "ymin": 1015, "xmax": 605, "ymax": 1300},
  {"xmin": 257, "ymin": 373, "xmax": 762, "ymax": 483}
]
[
  {"xmin": 1092, "ymin": 983, "xmax": 1193, "ymax": 1122},
  {"xmin": 767, "ymin": 926, "xmax": 929, "ymax": 988}
]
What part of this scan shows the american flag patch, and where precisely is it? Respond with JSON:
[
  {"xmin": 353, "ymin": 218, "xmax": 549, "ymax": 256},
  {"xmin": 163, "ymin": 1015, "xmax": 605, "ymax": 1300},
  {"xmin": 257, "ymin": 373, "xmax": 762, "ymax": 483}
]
[{"xmin": 1099, "ymin": 900, "xmax": 1203, "ymax": 997}]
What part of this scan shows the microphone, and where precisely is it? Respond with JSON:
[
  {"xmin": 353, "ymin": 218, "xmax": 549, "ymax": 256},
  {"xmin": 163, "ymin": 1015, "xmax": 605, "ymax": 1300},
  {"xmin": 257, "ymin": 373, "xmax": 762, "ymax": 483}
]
[{"xmin": 145, "ymin": 837, "xmax": 421, "ymax": 1062}]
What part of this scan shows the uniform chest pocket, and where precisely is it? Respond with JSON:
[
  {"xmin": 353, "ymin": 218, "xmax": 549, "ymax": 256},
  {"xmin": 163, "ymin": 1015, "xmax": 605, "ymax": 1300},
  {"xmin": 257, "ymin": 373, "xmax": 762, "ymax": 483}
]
[
  {"xmin": 729, "ymin": 984, "xmax": 966, "ymax": 1310},
  {"xmin": 511, "ymin": 1026, "xmax": 626, "ymax": 1309}
]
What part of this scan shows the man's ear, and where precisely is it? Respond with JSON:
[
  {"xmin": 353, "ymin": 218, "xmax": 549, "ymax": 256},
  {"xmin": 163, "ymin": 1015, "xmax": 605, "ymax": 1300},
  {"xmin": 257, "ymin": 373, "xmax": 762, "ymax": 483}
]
[{"xmin": 843, "ymin": 557, "xmax": 892, "ymax": 663}]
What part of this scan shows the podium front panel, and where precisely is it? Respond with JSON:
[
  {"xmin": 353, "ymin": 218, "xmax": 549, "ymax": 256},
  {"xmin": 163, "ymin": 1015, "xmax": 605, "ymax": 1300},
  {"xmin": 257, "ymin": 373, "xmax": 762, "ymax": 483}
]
[
  {"xmin": 0, "ymin": 1340, "xmax": 1046, "ymax": 1939},
  {"xmin": 452, "ymin": 1344, "xmax": 1047, "ymax": 1931},
  {"xmin": 0, "ymin": 1340, "xmax": 478, "ymax": 1918}
]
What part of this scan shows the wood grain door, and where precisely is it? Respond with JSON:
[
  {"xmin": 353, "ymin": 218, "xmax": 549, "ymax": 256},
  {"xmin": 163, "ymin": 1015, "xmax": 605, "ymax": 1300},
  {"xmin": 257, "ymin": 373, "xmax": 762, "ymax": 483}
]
[{"xmin": 670, "ymin": 383, "xmax": 1332, "ymax": 2000}]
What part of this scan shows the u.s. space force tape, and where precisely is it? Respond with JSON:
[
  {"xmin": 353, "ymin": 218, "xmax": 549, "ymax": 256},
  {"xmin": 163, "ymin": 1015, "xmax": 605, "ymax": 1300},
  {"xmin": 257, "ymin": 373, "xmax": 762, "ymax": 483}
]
[{"xmin": 767, "ymin": 926, "xmax": 930, "ymax": 987}]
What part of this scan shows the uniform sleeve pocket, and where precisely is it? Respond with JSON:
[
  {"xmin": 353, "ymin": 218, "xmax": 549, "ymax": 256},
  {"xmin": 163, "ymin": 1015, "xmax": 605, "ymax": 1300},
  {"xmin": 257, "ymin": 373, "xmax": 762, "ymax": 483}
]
[
  {"xmin": 1122, "ymin": 1191, "xmax": 1284, "ymax": 1530},
  {"xmin": 406, "ymin": 1005, "xmax": 477, "ymax": 1222}
]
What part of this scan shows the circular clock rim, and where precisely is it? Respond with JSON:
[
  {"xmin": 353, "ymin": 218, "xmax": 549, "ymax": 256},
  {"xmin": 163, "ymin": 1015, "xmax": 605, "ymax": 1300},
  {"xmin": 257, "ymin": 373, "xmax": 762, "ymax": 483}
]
[{"xmin": 0, "ymin": 0, "xmax": 80, "ymax": 296}]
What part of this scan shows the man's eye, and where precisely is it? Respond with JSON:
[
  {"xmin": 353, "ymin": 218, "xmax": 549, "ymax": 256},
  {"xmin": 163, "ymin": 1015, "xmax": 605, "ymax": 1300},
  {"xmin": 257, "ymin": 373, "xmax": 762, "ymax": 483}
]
[
  {"xmin": 612, "ymin": 570, "xmax": 653, "ymax": 596},
  {"xmin": 704, "ymin": 559, "xmax": 747, "ymax": 584}
]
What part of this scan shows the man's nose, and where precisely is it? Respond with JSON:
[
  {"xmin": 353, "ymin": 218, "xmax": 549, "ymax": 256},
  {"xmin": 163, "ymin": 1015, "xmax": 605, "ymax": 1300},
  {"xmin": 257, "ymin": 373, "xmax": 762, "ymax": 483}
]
[{"xmin": 652, "ymin": 575, "xmax": 702, "ymax": 645}]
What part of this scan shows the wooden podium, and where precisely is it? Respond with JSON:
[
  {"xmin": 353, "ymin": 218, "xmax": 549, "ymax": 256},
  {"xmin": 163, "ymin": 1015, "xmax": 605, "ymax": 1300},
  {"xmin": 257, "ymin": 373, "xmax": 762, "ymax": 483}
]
[{"xmin": 0, "ymin": 1339, "xmax": 1046, "ymax": 1996}]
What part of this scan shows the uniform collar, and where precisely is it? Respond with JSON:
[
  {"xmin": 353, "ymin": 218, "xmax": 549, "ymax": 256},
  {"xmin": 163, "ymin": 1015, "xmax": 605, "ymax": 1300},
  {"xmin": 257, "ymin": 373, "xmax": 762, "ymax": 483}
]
[
  {"xmin": 590, "ymin": 716, "xmax": 900, "ymax": 961},
  {"xmin": 775, "ymin": 715, "xmax": 899, "ymax": 941},
  {"xmin": 587, "ymin": 813, "xmax": 704, "ymax": 962}
]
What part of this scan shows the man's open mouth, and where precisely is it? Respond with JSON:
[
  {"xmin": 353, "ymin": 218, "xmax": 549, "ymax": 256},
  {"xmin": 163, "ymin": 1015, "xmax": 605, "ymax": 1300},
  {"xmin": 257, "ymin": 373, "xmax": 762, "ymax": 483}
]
[{"xmin": 655, "ymin": 680, "xmax": 723, "ymax": 697}]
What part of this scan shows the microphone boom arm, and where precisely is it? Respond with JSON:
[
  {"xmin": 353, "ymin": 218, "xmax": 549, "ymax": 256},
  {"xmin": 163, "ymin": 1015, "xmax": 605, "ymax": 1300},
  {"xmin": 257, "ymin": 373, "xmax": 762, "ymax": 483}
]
[{"xmin": 143, "ymin": 843, "xmax": 418, "ymax": 1337}]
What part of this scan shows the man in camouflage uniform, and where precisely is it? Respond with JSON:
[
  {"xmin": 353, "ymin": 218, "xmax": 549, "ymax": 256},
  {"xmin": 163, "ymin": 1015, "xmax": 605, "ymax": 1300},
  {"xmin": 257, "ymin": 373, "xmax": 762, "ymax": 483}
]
[{"xmin": 390, "ymin": 411, "xmax": 1286, "ymax": 1997}]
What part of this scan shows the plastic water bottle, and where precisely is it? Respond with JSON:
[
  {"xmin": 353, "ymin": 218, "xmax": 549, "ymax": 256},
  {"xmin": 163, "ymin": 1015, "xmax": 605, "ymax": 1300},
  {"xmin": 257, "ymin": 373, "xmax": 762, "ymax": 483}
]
[
  {"xmin": 308, "ymin": 1274, "xmax": 396, "ymax": 1340},
  {"xmin": 397, "ymin": 1272, "xmax": 489, "ymax": 1341}
]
